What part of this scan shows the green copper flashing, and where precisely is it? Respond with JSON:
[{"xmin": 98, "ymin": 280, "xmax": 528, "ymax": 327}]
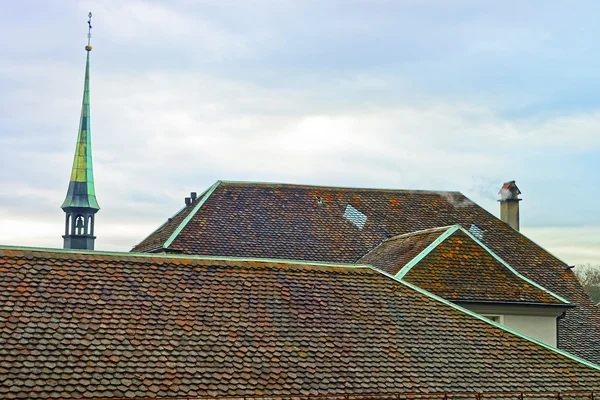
[
  {"xmin": 398, "ymin": 270, "xmax": 600, "ymax": 370},
  {"xmin": 373, "ymin": 269, "xmax": 600, "ymax": 371},
  {"xmin": 393, "ymin": 224, "xmax": 571, "ymax": 305},
  {"xmin": 4, "ymin": 241, "xmax": 594, "ymax": 370},
  {"xmin": 133, "ymin": 186, "xmax": 214, "ymax": 252},
  {"xmin": 459, "ymin": 226, "xmax": 571, "ymax": 305},
  {"xmin": 162, "ymin": 181, "xmax": 222, "ymax": 249},
  {"xmin": 0, "ymin": 243, "xmax": 368, "ymax": 269},
  {"xmin": 62, "ymin": 50, "xmax": 99, "ymax": 210},
  {"xmin": 394, "ymin": 225, "xmax": 460, "ymax": 279}
]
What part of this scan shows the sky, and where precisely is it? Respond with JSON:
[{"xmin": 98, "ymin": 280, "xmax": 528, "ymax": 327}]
[{"xmin": 1, "ymin": 0, "xmax": 600, "ymax": 265}]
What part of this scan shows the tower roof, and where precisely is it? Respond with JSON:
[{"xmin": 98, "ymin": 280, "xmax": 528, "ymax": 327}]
[{"xmin": 61, "ymin": 29, "xmax": 99, "ymax": 210}]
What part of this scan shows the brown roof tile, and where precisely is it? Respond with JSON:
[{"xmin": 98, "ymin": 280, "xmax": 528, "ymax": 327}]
[
  {"xmin": 131, "ymin": 181, "xmax": 600, "ymax": 364},
  {"xmin": 360, "ymin": 227, "xmax": 567, "ymax": 305},
  {"xmin": 1, "ymin": 247, "xmax": 600, "ymax": 398},
  {"xmin": 132, "ymin": 205, "xmax": 194, "ymax": 253},
  {"xmin": 358, "ymin": 226, "xmax": 451, "ymax": 275}
]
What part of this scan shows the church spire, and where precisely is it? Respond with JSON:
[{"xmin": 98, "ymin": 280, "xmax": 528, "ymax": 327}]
[{"xmin": 62, "ymin": 12, "xmax": 99, "ymax": 250}]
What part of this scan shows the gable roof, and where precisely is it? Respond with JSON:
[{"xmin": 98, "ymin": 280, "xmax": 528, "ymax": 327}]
[
  {"xmin": 133, "ymin": 182, "xmax": 220, "ymax": 252},
  {"xmin": 1, "ymin": 246, "xmax": 600, "ymax": 399},
  {"xmin": 357, "ymin": 226, "xmax": 451, "ymax": 275},
  {"xmin": 359, "ymin": 226, "xmax": 569, "ymax": 305},
  {"xmin": 131, "ymin": 180, "xmax": 600, "ymax": 364}
]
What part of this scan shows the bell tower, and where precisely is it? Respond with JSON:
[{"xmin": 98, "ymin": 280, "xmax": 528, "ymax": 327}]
[{"xmin": 62, "ymin": 12, "xmax": 100, "ymax": 250}]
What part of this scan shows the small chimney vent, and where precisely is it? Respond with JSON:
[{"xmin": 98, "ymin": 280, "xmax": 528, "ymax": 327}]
[
  {"xmin": 498, "ymin": 180, "xmax": 521, "ymax": 231},
  {"xmin": 185, "ymin": 197, "xmax": 192, "ymax": 207},
  {"xmin": 191, "ymin": 192, "xmax": 197, "ymax": 202}
]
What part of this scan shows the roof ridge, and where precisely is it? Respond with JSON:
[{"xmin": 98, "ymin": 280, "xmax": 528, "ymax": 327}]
[
  {"xmin": 453, "ymin": 193, "xmax": 572, "ymax": 268},
  {"xmin": 458, "ymin": 227, "xmax": 571, "ymax": 304},
  {"xmin": 393, "ymin": 226, "xmax": 570, "ymax": 305},
  {"xmin": 163, "ymin": 181, "xmax": 222, "ymax": 249},
  {"xmin": 394, "ymin": 225, "xmax": 462, "ymax": 278},
  {"xmin": 219, "ymin": 179, "xmax": 464, "ymax": 194},
  {"xmin": 0, "ymin": 244, "xmax": 374, "ymax": 271},
  {"xmin": 355, "ymin": 225, "xmax": 457, "ymax": 264},
  {"xmin": 130, "ymin": 205, "xmax": 187, "ymax": 252},
  {"xmin": 382, "ymin": 225, "xmax": 456, "ymax": 243}
]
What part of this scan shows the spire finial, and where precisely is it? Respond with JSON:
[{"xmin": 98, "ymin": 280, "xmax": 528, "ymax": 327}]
[{"xmin": 86, "ymin": 12, "xmax": 93, "ymax": 51}]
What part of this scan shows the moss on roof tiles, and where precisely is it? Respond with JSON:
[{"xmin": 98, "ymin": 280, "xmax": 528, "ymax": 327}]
[
  {"xmin": 1, "ymin": 246, "xmax": 600, "ymax": 399},
  {"xmin": 131, "ymin": 180, "xmax": 600, "ymax": 365}
]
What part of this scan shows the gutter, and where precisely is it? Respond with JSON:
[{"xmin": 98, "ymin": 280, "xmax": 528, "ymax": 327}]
[{"xmin": 454, "ymin": 300, "xmax": 576, "ymax": 308}]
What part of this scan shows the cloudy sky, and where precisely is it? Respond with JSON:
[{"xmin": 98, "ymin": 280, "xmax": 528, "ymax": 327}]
[{"xmin": 1, "ymin": 0, "xmax": 600, "ymax": 265}]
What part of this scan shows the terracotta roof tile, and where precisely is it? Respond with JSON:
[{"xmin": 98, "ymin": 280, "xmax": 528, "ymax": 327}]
[
  {"xmin": 131, "ymin": 181, "xmax": 600, "ymax": 364},
  {"xmin": 358, "ymin": 226, "xmax": 450, "ymax": 275},
  {"xmin": 1, "ymin": 247, "xmax": 600, "ymax": 398},
  {"xmin": 360, "ymin": 227, "xmax": 566, "ymax": 305}
]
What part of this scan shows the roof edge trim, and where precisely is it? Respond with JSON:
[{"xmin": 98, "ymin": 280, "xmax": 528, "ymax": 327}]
[
  {"xmin": 364, "ymin": 264, "xmax": 600, "ymax": 371},
  {"xmin": 163, "ymin": 181, "xmax": 221, "ymax": 249},
  {"xmin": 131, "ymin": 206, "xmax": 185, "ymax": 251},
  {"xmin": 454, "ymin": 299, "xmax": 575, "ymax": 308},
  {"xmin": 0, "ymin": 244, "xmax": 372, "ymax": 269},
  {"xmin": 458, "ymin": 226, "xmax": 571, "ymax": 305},
  {"xmin": 395, "ymin": 225, "xmax": 460, "ymax": 279},
  {"xmin": 517, "ymin": 228, "xmax": 572, "ymax": 268},
  {"xmin": 463, "ymin": 196, "xmax": 572, "ymax": 268}
]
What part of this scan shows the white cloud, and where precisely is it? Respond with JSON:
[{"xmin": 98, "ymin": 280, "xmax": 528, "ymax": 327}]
[
  {"xmin": 3, "ymin": 64, "xmax": 600, "ymax": 260},
  {"xmin": 1, "ymin": 1, "xmax": 600, "ymax": 261}
]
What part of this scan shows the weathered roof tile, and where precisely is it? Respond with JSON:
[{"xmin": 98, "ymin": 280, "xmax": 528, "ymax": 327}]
[
  {"xmin": 1, "ymin": 247, "xmax": 600, "ymax": 398},
  {"xmin": 360, "ymin": 227, "xmax": 567, "ymax": 304},
  {"xmin": 132, "ymin": 181, "xmax": 600, "ymax": 363}
]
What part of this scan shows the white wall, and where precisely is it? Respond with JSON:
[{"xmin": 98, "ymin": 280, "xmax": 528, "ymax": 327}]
[
  {"xmin": 502, "ymin": 314, "xmax": 557, "ymax": 347},
  {"xmin": 459, "ymin": 303, "xmax": 563, "ymax": 347}
]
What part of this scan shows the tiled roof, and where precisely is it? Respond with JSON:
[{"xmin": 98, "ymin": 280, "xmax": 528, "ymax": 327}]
[
  {"xmin": 357, "ymin": 226, "xmax": 450, "ymax": 276},
  {"xmin": 131, "ymin": 181, "xmax": 600, "ymax": 364},
  {"xmin": 1, "ymin": 246, "xmax": 600, "ymax": 399},
  {"xmin": 133, "ymin": 185, "xmax": 218, "ymax": 253},
  {"xmin": 132, "ymin": 204, "xmax": 195, "ymax": 253},
  {"xmin": 360, "ymin": 226, "xmax": 568, "ymax": 304}
]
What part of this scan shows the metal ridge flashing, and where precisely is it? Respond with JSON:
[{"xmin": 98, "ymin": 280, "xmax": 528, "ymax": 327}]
[
  {"xmin": 392, "ymin": 224, "xmax": 571, "ymax": 305},
  {"xmin": 162, "ymin": 181, "xmax": 221, "ymax": 249},
  {"xmin": 0, "ymin": 243, "xmax": 372, "ymax": 269},
  {"xmin": 130, "ymin": 206, "xmax": 185, "ymax": 251},
  {"xmin": 394, "ymin": 225, "xmax": 460, "ymax": 279},
  {"xmin": 458, "ymin": 226, "xmax": 571, "ymax": 305},
  {"xmin": 366, "ymin": 264, "xmax": 600, "ymax": 371},
  {"xmin": 132, "ymin": 185, "xmax": 213, "ymax": 251}
]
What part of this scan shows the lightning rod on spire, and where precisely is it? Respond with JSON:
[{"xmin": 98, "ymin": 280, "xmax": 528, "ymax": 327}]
[{"xmin": 86, "ymin": 12, "xmax": 93, "ymax": 51}]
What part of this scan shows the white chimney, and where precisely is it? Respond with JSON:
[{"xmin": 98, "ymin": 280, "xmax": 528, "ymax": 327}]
[{"xmin": 498, "ymin": 180, "xmax": 521, "ymax": 231}]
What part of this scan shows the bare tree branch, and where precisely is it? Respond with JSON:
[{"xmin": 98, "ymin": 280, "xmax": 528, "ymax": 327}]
[{"xmin": 574, "ymin": 263, "xmax": 600, "ymax": 304}]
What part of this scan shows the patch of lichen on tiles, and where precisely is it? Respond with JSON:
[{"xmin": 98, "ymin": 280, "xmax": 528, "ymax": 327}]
[{"xmin": 403, "ymin": 230, "xmax": 562, "ymax": 304}]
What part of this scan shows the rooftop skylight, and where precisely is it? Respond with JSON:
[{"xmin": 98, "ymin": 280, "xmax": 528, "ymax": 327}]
[
  {"xmin": 344, "ymin": 204, "xmax": 367, "ymax": 229},
  {"xmin": 469, "ymin": 224, "xmax": 484, "ymax": 240}
]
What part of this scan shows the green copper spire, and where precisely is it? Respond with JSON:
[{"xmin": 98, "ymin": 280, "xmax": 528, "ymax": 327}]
[
  {"xmin": 62, "ymin": 12, "xmax": 99, "ymax": 251},
  {"xmin": 61, "ymin": 23, "xmax": 99, "ymax": 210}
]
